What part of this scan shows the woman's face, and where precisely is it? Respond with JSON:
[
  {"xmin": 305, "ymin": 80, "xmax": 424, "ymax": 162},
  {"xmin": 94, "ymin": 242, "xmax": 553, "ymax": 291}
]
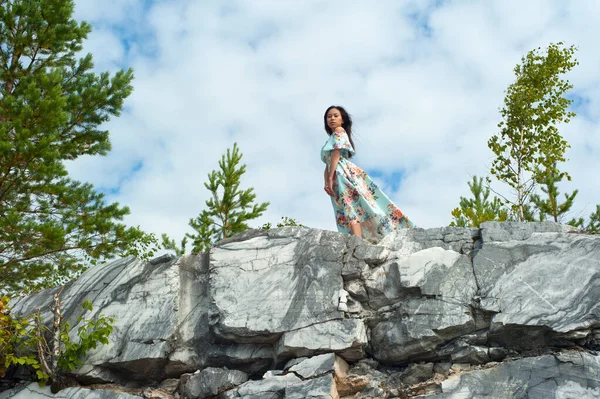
[{"xmin": 326, "ymin": 108, "xmax": 344, "ymax": 130}]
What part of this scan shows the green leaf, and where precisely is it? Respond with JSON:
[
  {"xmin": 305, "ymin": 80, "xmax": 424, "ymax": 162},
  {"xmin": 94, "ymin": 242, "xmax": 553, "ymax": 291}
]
[{"xmin": 82, "ymin": 300, "xmax": 93, "ymax": 312}]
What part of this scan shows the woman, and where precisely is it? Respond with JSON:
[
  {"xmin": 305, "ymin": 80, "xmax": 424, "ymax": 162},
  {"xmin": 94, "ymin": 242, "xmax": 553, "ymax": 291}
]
[{"xmin": 321, "ymin": 105, "xmax": 414, "ymax": 242}]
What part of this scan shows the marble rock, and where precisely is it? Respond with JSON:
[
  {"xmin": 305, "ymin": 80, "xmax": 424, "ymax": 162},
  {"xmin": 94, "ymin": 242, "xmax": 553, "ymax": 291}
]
[
  {"xmin": 288, "ymin": 353, "xmax": 348, "ymax": 379},
  {"xmin": 210, "ymin": 228, "xmax": 346, "ymax": 343},
  {"xmin": 276, "ymin": 319, "xmax": 368, "ymax": 361},
  {"xmin": 0, "ymin": 383, "xmax": 139, "ymax": 399},
  {"xmin": 10, "ymin": 254, "xmax": 211, "ymax": 382},
  {"xmin": 180, "ymin": 367, "xmax": 248, "ymax": 399},
  {"xmin": 432, "ymin": 352, "xmax": 600, "ymax": 398},
  {"xmin": 474, "ymin": 227, "xmax": 600, "ymax": 334}
]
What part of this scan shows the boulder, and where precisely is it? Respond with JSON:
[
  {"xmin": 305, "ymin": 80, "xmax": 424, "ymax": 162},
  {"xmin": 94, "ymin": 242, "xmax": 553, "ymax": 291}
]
[
  {"xmin": 288, "ymin": 353, "xmax": 348, "ymax": 379},
  {"xmin": 180, "ymin": 368, "xmax": 248, "ymax": 399}
]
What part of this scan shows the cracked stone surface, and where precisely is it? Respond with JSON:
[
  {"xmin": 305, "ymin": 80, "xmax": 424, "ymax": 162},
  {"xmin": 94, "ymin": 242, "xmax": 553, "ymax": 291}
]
[
  {"xmin": 180, "ymin": 367, "xmax": 248, "ymax": 398},
  {"xmin": 474, "ymin": 230, "xmax": 600, "ymax": 334},
  {"xmin": 431, "ymin": 352, "xmax": 600, "ymax": 398},
  {"xmin": 287, "ymin": 353, "xmax": 348, "ymax": 379},
  {"xmin": 0, "ymin": 383, "xmax": 139, "ymax": 399},
  {"xmin": 4, "ymin": 222, "xmax": 600, "ymax": 398}
]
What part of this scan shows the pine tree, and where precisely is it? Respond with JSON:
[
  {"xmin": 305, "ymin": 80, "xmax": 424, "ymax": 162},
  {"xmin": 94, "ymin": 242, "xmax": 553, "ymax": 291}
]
[
  {"xmin": 569, "ymin": 205, "xmax": 600, "ymax": 233},
  {"xmin": 450, "ymin": 176, "xmax": 509, "ymax": 227},
  {"xmin": 530, "ymin": 163, "xmax": 578, "ymax": 222},
  {"xmin": 488, "ymin": 42, "xmax": 578, "ymax": 221},
  {"xmin": 0, "ymin": 0, "xmax": 155, "ymax": 294},
  {"xmin": 163, "ymin": 143, "xmax": 269, "ymax": 254}
]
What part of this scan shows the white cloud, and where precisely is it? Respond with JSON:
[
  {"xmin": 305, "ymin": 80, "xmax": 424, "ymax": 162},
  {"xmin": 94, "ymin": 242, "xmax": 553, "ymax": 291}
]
[{"xmin": 65, "ymin": 0, "xmax": 600, "ymax": 244}]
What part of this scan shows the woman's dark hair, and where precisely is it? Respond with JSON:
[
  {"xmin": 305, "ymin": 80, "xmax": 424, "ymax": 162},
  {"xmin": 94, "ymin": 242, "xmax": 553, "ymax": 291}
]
[{"xmin": 324, "ymin": 105, "xmax": 355, "ymax": 155}]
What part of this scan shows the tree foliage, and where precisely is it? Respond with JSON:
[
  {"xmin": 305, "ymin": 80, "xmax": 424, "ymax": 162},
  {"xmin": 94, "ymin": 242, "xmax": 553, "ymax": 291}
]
[
  {"xmin": 260, "ymin": 216, "xmax": 304, "ymax": 231},
  {"xmin": 1, "ymin": 293, "xmax": 114, "ymax": 392},
  {"xmin": 0, "ymin": 296, "xmax": 42, "ymax": 380},
  {"xmin": 488, "ymin": 42, "xmax": 578, "ymax": 221},
  {"xmin": 568, "ymin": 205, "xmax": 600, "ymax": 233},
  {"xmin": 529, "ymin": 162, "xmax": 578, "ymax": 222},
  {"xmin": 163, "ymin": 143, "xmax": 269, "ymax": 254},
  {"xmin": 34, "ymin": 295, "xmax": 114, "ymax": 391},
  {"xmin": 450, "ymin": 176, "xmax": 509, "ymax": 227},
  {"xmin": 0, "ymin": 0, "xmax": 156, "ymax": 294}
]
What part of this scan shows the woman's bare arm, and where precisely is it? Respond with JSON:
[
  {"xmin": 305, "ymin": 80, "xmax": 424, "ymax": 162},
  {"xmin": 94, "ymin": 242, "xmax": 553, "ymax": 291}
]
[{"xmin": 328, "ymin": 149, "xmax": 341, "ymax": 180}]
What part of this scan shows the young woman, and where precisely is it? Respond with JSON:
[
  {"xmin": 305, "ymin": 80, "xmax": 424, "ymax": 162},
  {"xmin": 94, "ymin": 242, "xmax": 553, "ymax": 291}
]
[{"xmin": 321, "ymin": 105, "xmax": 414, "ymax": 241}]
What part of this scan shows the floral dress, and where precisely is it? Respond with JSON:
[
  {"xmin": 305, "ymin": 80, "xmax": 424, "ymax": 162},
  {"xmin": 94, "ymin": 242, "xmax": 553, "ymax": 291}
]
[{"xmin": 321, "ymin": 129, "xmax": 414, "ymax": 242}]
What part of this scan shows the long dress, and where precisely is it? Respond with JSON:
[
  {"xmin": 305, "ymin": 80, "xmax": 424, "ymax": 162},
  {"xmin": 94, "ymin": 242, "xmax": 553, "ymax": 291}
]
[{"xmin": 321, "ymin": 128, "xmax": 414, "ymax": 242}]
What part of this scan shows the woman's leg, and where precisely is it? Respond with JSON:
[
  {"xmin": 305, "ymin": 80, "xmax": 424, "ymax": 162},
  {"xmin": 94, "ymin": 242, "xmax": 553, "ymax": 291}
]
[{"xmin": 349, "ymin": 221, "xmax": 362, "ymax": 238}]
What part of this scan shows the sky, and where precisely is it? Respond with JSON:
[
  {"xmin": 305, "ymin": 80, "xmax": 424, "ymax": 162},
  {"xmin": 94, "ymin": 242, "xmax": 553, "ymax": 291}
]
[{"xmin": 66, "ymin": 0, "xmax": 600, "ymax": 245}]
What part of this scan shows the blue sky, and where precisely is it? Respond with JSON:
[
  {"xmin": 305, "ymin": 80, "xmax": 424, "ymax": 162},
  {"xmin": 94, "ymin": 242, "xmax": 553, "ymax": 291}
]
[{"xmin": 67, "ymin": 0, "xmax": 600, "ymax": 243}]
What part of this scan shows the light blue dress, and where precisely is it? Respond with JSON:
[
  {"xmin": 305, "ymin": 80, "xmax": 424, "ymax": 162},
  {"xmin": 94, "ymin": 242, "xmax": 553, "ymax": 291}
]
[{"xmin": 321, "ymin": 129, "xmax": 414, "ymax": 241}]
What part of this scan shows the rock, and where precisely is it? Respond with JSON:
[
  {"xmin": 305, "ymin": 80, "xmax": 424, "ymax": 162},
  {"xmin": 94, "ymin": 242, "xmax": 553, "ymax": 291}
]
[
  {"xmin": 159, "ymin": 378, "xmax": 180, "ymax": 394},
  {"xmin": 433, "ymin": 352, "xmax": 600, "ymax": 398},
  {"xmin": 284, "ymin": 374, "xmax": 339, "ymax": 399},
  {"xmin": 342, "ymin": 260, "xmax": 368, "ymax": 281},
  {"xmin": 371, "ymin": 298, "xmax": 476, "ymax": 363},
  {"xmin": 288, "ymin": 353, "xmax": 348, "ymax": 379},
  {"xmin": 5, "ymin": 222, "xmax": 600, "ymax": 399},
  {"xmin": 221, "ymin": 373, "xmax": 302, "ymax": 398},
  {"xmin": 399, "ymin": 362, "xmax": 435, "ymax": 386},
  {"xmin": 141, "ymin": 389, "xmax": 174, "ymax": 399},
  {"xmin": 450, "ymin": 346, "xmax": 490, "ymax": 364},
  {"xmin": 479, "ymin": 221, "xmax": 575, "ymax": 243},
  {"xmin": 9, "ymin": 254, "xmax": 210, "ymax": 382},
  {"xmin": 433, "ymin": 362, "xmax": 452, "ymax": 376},
  {"xmin": 210, "ymin": 229, "xmax": 345, "ymax": 342},
  {"xmin": 353, "ymin": 244, "xmax": 390, "ymax": 266},
  {"xmin": 365, "ymin": 244, "xmax": 476, "ymax": 312},
  {"xmin": 345, "ymin": 279, "xmax": 369, "ymax": 303},
  {"xmin": 352, "ymin": 359, "xmax": 380, "ymax": 373},
  {"xmin": 206, "ymin": 343, "xmax": 274, "ymax": 375},
  {"xmin": 336, "ymin": 375, "xmax": 371, "ymax": 397},
  {"xmin": 180, "ymin": 367, "xmax": 248, "ymax": 398},
  {"xmin": 276, "ymin": 319, "xmax": 368, "ymax": 361},
  {"xmin": 488, "ymin": 347, "xmax": 507, "ymax": 362},
  {"xmin": 0, "ymin": 382, "xmax": 140, "ymax": 398},
  {"xmin": 262, "ymin": 370, "xmax": 284, "ymax": 378},
  {"xmin": 380, "ymin": 226, "xmax": 475, "ymax": 256},
  {"xmin": 474, "ymin": 229, "xmax": 600, "ymax": 335},
  {"xmin": 74, "ymin": 364, "xmax": 121, "ymax": 384},
  {"xmin": 284, "ymin": 357, "xmax": 308, "ymax": 370},
  {"xmin": 449, "ymin": 363, "xmax": 471, "ymax": 373}
]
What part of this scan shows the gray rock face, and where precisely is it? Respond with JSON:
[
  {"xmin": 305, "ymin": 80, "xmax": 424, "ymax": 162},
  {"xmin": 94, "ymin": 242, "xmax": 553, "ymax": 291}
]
[
  {"xmin": 432, "ymin": 352, "xmax": 600, "ymax": 398},
  {"xmin": 369, "ymin": 247, "xmax": 478, "ymax": 363},
  {"xmin": 180, "ymin": 368, "xmax": 248, "ymax": 399},
  {"xmin": 475, "ymin": 230, "xmax": 600, "ymax": 334},
  {"xmin": 220, "ymin": 373, "xmax": 302, "ymax": 398},
  {"xmin": 4, "ymin": 222, "xmax": 600, "ymax": 399},
  {"xmin": 284, "ymin": 374, "xmax": 338, "ymax": 399},
  {"xmin": 287, "ymin": 353, "xmax": 348, "ymax": 379},
  {"xmin": 277, "ymin": 318, "xmax": 368, "ymax": 361},
  {"xmin": 9, "ymin": 254, "xmax": 203, "ymax": 382},
  {"xmin": 210, "ymin": 228, "xmax": 345, "ymax": 343},
  {"xmin": 0, "ymin": 383, "xmax": 139, "ymax": 399}
]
